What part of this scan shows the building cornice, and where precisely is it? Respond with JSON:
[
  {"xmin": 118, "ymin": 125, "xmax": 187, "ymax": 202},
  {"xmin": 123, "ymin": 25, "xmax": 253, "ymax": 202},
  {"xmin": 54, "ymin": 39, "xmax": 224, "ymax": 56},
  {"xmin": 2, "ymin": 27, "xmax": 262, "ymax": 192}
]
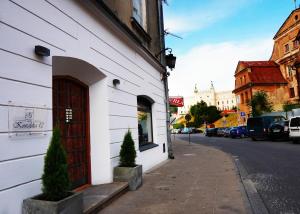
[
  {"xmin": 83, "ymin": 0, "xmax": 166, "ymax": 74},
  {"xmin": 233, "ymin": 82, "xmax": 288, "ymax": 93}
]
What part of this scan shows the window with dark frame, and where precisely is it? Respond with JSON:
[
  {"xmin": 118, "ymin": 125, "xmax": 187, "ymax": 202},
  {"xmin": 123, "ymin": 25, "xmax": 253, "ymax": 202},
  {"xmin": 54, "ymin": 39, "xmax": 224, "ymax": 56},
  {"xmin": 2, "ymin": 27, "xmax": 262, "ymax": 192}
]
[
  {"xmin": 137, "ymin": 96, "xmax": 153, "ymax": 147},
  {"xmin": 132, "ymin": 0, "xmax": 146, "ymax": 29},
  {"xmin": 293, "ymin": 40, "xmax": 299, "ymax": 49},
  {"xmin": 285, "ymin": 43, "xmax": 290, "ymax": 53},
  {"xmin": 290, "ymin": 87, "xmax": 295, "ymax": 98}
]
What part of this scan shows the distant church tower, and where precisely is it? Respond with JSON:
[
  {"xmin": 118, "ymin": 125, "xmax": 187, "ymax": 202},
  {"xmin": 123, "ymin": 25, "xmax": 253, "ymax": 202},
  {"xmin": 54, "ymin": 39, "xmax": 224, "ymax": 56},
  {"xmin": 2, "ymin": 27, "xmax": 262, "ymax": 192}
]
[
  {"xmin": 194, "ymin": 84, "xmax": 199, "ymax": 94},
  {"xmin": 210, "ymin": 81, "xmax": 216, "ymax": 106}
]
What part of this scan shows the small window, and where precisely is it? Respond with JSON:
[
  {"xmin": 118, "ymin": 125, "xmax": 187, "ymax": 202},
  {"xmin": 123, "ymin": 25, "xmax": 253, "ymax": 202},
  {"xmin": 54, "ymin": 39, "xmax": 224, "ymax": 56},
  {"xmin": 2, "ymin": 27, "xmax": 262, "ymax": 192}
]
[
  {"xmin": 287, "ymin": 65, "xmax": 293, "ymax": 78},
  {"xmin": 294, "ymin": 40, "xmax": 299, "ymax": 49},
  {"xmin": 138, "ymin": 96, "xmax": 153, "ymax": 147},
  {"xmin": 245, "ymin": 92, "xmax": 249, "ymax": 103},
  {"xmin": 241, "ymin": 93, "xmax": 244, "ymax": 104},
  {"xmin": 290, "ymin": 87, "xmax": 295, "ymax": 98},
  {"xmin": 132, "ymin": 0, "xmax": 147, "ymax": 29},
  {"xmin": 285, "ymin": 44, "xmax": 290, "ymax": 53}
]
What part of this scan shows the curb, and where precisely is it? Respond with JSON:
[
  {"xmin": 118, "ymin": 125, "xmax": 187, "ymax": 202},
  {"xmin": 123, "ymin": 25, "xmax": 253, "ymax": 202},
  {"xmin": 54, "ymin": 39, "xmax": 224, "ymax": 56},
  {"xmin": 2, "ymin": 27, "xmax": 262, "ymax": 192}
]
[{"xmin": 232, "ymin": 157, "xmax": 269, "ymax": 214}]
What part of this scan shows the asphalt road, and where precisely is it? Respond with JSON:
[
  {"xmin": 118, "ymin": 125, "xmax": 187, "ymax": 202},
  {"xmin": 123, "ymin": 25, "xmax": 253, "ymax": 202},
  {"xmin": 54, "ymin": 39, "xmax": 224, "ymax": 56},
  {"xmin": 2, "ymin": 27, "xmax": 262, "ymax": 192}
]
[{"xmin": 175, "ymin": 134, "xmax": 300, "ymax": 214}]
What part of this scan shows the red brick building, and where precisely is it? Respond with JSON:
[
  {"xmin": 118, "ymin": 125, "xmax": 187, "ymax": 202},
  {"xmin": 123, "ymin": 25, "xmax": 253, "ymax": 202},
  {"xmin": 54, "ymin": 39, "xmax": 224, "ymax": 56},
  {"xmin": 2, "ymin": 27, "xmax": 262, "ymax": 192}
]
[{"xmin": 233, "ymin": 61, "xmax": 288, "ymax": 117}]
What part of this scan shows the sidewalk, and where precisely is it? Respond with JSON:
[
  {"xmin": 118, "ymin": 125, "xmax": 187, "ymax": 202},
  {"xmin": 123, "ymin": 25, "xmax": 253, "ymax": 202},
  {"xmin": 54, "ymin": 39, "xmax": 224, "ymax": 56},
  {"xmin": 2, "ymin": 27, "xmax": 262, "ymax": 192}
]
[{"xmin": 100, "ymin": 140, "xmax": 248, "ymax": 214}]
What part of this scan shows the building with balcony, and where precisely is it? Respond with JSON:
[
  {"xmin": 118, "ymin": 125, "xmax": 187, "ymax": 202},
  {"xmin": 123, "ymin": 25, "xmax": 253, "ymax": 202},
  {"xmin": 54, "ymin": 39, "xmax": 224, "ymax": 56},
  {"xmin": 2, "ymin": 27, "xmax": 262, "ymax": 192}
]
[{"xmin": 0, "ymin": 0, "xmax": 169, "ymax": 213}]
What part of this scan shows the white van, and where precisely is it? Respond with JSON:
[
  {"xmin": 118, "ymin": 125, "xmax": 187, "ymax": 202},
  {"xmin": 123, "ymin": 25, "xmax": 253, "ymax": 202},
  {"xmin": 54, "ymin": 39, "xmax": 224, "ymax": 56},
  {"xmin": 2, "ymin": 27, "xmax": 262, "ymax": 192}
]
[{"xmin": 289, "ymin": 116, "xmax": 300, "ymax": 143}]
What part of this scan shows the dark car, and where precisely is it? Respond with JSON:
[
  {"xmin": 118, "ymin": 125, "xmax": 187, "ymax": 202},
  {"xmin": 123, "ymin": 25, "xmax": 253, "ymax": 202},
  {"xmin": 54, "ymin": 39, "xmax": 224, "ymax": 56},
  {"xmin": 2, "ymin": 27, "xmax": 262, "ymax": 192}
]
[
  {"xmin": 205, "ymin": 128, "xmax": 218, "ymax": 137},
  {"xmin": 247, "ymin": 116, "xmax": 286, "ymax": 141},
  {"xmin": 230, "ymin": 126, "xmax": 248, "ymax": 138},
  {"xmin": 217, "ymin": 127, "xmax": 226, "ymax": 137},
  {"xmin": 268, "ymin": 120, "xmax": 289, "ymax": 141},
  {"xmin": 223, "ymin": 127, "xmax": 233, "ymax": 137}
]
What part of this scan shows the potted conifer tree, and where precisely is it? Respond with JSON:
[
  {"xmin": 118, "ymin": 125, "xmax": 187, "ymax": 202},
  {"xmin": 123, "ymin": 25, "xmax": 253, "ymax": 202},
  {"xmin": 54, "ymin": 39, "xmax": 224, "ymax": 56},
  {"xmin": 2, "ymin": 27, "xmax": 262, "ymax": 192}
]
[
  {"xmin": 22, "ymin": 127, "xmax": 83, "ymax": 214},
  {"xmin": 113, "ymin": 130, "xmax": 142, "ymax": 190}
]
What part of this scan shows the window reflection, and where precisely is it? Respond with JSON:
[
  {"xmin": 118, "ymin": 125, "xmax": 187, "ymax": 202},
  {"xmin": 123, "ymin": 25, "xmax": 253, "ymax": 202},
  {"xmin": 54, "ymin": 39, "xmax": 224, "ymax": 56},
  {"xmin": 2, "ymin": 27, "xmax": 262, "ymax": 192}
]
[{"xmin": 137, "ymin": 96, "xmax": 153, "ymax": 146}]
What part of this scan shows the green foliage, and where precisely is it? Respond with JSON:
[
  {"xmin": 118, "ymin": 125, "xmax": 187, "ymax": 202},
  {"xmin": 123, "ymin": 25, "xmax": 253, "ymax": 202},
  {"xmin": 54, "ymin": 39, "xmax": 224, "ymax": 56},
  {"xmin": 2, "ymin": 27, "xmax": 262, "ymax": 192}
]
[
  {"xmin": 189, "ymin": 101, "xmax": 221, "ymax": 127},
  {"xmin": 206, "ymin": 106, "xmax": 222, "ymax": 123},
  {"xmin": 119, "ymin": 130, "xmax": 136, "ymax": 167},
  {"xmin": 283, "ymin": 102, "xmax": 300, "ymax": 112},
  {"xmin": 42, "ymin": 127, "xmax": 70, "ymax": 201},
  {"xmin": 231, "ymin": 106, "xmax": 237, "ymax": 111},
  {"xmin": 170, "ymin": 106, "xmax": 178, "ymax": 114},
  {"xmin": 173, "ymin": 123, "xmax": 184, "ymax": 129},
  {"xmin": 248, "ymin": 91, "xmax": 273, "ymax": 117},
  {"xmin": 185, "ymin": 113, "xmax": 191, "ymax": 122}
]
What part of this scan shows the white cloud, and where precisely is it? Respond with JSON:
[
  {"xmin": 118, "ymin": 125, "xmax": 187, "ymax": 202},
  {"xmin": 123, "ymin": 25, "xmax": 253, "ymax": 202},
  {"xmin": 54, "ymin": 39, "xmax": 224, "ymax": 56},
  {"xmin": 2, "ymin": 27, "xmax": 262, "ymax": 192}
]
[
  {"xmin": 164, "ymin": 0, "xmax": 249, "ymax": 34},
  {"xmin": 168, "ymin": 38, "xmax": 274, "ymax": 97}
]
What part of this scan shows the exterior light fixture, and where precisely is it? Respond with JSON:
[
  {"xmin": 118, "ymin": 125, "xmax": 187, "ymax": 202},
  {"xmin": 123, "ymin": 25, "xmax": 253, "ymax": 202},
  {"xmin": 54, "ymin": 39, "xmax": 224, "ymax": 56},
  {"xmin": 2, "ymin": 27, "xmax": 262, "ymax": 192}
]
[
  {"xmin": 34, "ymin": 45, "xmax": 50, "ymax": 57},
  {"xmin": 156, "ymin": 47, "xmax": 177, "ymax": 70},
  {"xmin": 165, "ymin": 53, "xmax": 176, "ymax": 70},
  {"xmin": 113, "ymin": 79, "xmax": 120, "ymax": 87}
]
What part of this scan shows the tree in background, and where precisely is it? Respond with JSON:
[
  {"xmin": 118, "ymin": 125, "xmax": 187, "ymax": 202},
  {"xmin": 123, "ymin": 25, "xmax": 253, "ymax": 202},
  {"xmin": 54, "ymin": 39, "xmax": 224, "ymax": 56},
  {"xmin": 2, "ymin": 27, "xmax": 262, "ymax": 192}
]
[
  {"xmin": 173, "ymin": 123, "xmax": 184, "ymax": 129},
  {"xmin": 283, "ymin": 102, "xmax": 300, "ymax": 118},
  {"xmin": 190, "ymin": 101, "xmax": 207, "ymax": 127},
  {"xmin": 206, "ymin": 106, "xmax": 222, "ymax": 124},
  {"xmin": 170, "ymin": 106, "xmax": 178, "ymax": 114},
  {"xmin": 248, "ymin": 91, "xmax": 273, "ymax": 117},
  {"xmin": 185, "ymin": 113, "xmax": 192, "ymax": 127},
  {"xmin": 189, "ymin": 101, "xmax": 221, "ymax": 127}
]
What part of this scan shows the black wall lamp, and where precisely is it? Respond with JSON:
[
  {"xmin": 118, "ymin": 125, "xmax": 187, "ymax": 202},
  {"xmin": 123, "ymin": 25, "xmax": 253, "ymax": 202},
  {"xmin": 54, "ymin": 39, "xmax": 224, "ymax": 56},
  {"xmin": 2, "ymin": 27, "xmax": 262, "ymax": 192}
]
[
  {"xmin": 156, "ymin": 48, "xmax": 176, "ymax": 70},
  {"xmin": 113, "ymin": 79, "xmax": 120, "ymax": 87},
  {"xmin": 35, "ymin": 45, "xmax": 50, "ymax": 57}
]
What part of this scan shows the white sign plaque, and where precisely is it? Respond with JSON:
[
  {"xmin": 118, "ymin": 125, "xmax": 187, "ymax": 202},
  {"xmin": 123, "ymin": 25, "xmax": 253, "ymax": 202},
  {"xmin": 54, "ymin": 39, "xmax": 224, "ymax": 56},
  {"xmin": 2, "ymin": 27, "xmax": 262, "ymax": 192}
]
[{"xmin": 8, "ymin": 106, "xmax": 48, "ymax": 138}]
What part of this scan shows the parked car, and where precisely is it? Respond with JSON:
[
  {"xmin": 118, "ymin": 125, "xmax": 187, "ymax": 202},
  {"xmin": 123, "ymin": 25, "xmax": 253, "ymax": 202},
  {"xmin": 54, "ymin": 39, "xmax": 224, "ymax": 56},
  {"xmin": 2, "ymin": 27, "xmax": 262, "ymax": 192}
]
[
  {"xmin": 171, "ymin": 129, "xmax": 180, "ymax": 134},
  {"xmin": 217, "ymin": 127, "xmax": 226, "ymax": 137},
  {"xmin": 247, "ymin": 116, "xmax": 286, "ymax": 141},
  {"xmin": 230, "ymin": 126, "xmax": 248, "ymax": 138},
  {"xmin": 193, "ymin": 128, "xmax": 203, "ymax": 133},
  {"xmin": 289, "ymin": 117, "xmax": 300, "ymax": 143},
  {"xmin": 181, "ymin": 127, "xmax": 193, "ymax": 134},
  {"xmin": 205, "ymin": 128, "xmax": 218, "ymax": 137},
  {"xmin": 268, "ymin": 120, "xmax": 289, "ymax": 141},
  {"xmin": 223, "ymin": 127, "xmax": 233, "ymax": 137}
]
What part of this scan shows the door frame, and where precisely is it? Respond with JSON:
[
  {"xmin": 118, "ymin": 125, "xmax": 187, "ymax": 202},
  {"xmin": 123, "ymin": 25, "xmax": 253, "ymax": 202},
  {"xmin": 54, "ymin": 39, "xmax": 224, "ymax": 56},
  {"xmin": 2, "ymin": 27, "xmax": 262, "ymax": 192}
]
[{"xmin": 53, "ymin": 75, "xmax": 92, "ymax": 187}]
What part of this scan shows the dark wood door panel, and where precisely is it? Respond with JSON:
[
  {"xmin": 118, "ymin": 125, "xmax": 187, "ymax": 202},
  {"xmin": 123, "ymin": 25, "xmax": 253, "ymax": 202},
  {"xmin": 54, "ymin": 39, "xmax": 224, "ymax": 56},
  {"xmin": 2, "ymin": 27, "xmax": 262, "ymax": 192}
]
[{"xmin": 53, "ymin": 77, "xmax": 89, "ymax": 189}]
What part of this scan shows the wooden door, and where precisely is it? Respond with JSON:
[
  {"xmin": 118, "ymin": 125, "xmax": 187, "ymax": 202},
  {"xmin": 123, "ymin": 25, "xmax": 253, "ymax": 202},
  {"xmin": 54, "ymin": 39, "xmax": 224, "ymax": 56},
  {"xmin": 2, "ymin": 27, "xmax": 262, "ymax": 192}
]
[{"xmin": 53, "ymin": 76, "xmax": 90, "ymax": 189}]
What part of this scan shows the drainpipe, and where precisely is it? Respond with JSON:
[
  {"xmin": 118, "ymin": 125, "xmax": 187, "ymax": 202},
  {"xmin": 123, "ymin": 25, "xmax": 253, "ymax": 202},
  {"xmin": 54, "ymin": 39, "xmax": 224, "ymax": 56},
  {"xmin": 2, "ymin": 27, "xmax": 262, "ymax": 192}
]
[{"xmin": 157, "ymin": 0, "xmax": 174, "ymax": 159}]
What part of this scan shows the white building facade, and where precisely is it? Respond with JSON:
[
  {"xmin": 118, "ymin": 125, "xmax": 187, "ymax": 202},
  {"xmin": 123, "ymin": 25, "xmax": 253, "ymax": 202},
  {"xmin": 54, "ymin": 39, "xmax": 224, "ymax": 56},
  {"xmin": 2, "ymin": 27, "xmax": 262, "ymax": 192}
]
[
  {"xmin": 179, "ymin": 83, "xmax": 236, "ymax": 114},
  {"xmin": 0, "ymin": 1, "xmax": 169, "ymax": 213}
]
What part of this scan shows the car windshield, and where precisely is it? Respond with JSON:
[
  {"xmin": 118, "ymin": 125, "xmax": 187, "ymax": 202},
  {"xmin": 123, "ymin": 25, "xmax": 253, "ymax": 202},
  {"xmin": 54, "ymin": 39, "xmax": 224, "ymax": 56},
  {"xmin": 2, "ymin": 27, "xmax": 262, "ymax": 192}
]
[{"xmin": 290, "ymin": 117, "xmax": 300, "ymax": 127}]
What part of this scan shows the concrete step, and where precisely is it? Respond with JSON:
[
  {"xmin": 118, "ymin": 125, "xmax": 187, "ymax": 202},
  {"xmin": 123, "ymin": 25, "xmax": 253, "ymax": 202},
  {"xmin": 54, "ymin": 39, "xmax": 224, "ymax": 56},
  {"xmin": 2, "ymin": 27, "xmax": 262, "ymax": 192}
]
[{"xmin": 82, "ymin": 182, "xmax": 129, "ymax": 214}]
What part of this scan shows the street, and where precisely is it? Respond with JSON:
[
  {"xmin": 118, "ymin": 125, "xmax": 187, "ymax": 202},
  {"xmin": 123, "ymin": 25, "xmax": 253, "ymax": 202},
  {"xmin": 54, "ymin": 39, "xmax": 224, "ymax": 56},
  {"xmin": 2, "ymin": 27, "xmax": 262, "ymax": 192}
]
[{"xmin": 176, "ymin": 134, "xmax": 300, "ymax": 214}]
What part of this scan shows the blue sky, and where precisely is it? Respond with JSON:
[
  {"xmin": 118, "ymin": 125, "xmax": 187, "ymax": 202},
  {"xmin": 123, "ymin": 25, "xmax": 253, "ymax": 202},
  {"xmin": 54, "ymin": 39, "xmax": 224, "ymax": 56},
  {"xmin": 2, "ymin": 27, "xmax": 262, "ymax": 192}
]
[{"xmin": 164, "ymin": 0, "xmax": 297, "ymax": 96}]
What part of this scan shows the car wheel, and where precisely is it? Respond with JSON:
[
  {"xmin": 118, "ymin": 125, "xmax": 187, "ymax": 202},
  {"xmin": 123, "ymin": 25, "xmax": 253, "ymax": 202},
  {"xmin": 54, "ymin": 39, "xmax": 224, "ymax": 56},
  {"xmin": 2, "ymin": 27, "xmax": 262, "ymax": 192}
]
[
  {"xmin": 293, "ymin": 140, "xmax": 298, "ymax": 144},
  {"xmin": 241, "ymin": 134, "xmax": 245, "ymax": 138},
  {"xmin": 252, "ymin": 137, "xmax": 257, "ymax": 141}
]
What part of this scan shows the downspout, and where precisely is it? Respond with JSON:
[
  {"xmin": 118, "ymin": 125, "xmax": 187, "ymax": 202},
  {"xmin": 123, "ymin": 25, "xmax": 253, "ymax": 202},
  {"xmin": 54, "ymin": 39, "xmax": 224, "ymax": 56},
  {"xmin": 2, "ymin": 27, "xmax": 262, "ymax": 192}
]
[{"xmin": 157, "ymin": 0, "xmax": 174, "ymax": 159}]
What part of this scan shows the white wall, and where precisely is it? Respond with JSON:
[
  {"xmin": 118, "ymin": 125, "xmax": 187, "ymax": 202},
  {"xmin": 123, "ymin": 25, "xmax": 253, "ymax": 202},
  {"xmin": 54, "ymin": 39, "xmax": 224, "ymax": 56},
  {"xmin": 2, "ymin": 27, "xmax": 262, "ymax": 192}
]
[{"xmin": 0, "ymin": 0, "xmax": 168, "ymax": 213}]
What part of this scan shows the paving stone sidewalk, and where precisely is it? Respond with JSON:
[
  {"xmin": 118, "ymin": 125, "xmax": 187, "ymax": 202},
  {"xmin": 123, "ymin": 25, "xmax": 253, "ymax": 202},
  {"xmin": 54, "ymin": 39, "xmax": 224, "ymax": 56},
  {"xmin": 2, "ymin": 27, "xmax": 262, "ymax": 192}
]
[{"xmin": 100, "ymin": 140, "xmax": 248, "ymax": 214}]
